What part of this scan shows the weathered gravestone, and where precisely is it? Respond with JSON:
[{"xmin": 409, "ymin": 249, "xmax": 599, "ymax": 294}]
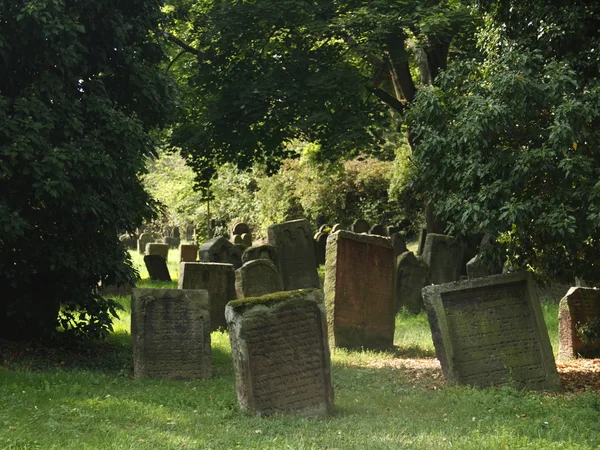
[
  {"xmin": 416, "ymin": 228, "xmax": 427, "ymax": 257},
  {"xmin": 226, "ymin": 289, "xmax": 334, "ymax": 417},
  {"xmin": 179, "ymin": 243, "xmax": 199, "ymax": 262},
  {"xmin": 318, "ymin": 224, "xmax": 328, "ymax": 233},
  {"xmin": 241, "ymin": 244, "xmax": 279, "ymax": 268},
  {"xmin": 466, "ymin": 255, "xmax": 491, "ymax": 279},
  {"xmin": 330, "ymin": 223, "xmax": 343, "ymax": 233},
  {"xmin": 396, "ymin": 252, "xmax": 430, "ymax": 313},
  {"xmin": 422, "ymin": 233, "xmax": 464, "ymax": 285},
  {"xmin": 369, "ymin": 224, "xmax": 387, "ymax": 236},
  {"xmin": 119, "ymin": 233, "xmax": 136, "ymax": 250},
  {"xmin": 164, "ymin": 236, "xmax": 180, "ymax": 249},
  {"xmin": 267, "ymin": 219, "xmax": 320, "ymax": 290},
  {"xmin": 422, "ymin": 272, "xmax": 562, "ymax": 391},
  {"xmin": 390, "ymin": 232, "xmax": 408, "ymax": 258},
  {"xmin": 131, "ymin": 288, "xmax": 211, "ymax": 379},
  {"xmin": 145, "ymin": 242, "xmax": 169, "ymax": 260},
  {"xmin": 235, "ymin": 259, "xmax": 284, "ymax": 298},
  {"xmin": 143, "ymin": 255, "xmax": 171, "ymax": 282},
  {"xmin": 241, "ymin": 233, "xmax": 252, "ymax": 247},
  {"xmin": 137, "ymin": 232, "xmax": 153, "ymax": 254},
  {"xmin": 179, "ymin": 262, "xmax": 236, "ymax": 331},
  {"xmin": 351, "ymin": 219, "xmax": 370, "ymax": 234},
  {"xmin": 231, "ymin": 222, "xmax": 250, "ymax": 236},
  {"xmin": 324, "ymin": 231, "xmax": 396, "ymax": 350},
  {"xmin": 199, "ymin": 236, "xmax": 242, "ymax": 269},
  {"xmin": 313, "ymin": 231, "xmax": 328, "ymax": 266},
  {"xmin": 558, "ymin": 287, "xmax": 600, "ymax": 360}
]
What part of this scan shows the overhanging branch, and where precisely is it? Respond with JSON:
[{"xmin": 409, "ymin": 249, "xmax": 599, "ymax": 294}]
[
  {"xmin": 163, "ymin": 31, "xmax": 203, "ymax": 58},
  {"xmin": 367, "ymin": 87, "xmax": 407, "ymax": 115}
]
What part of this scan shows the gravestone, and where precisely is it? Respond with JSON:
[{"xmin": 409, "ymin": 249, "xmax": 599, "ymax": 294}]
[
  {"xmin": 422, "ymin": 233, "xmax": 464, "ymax": 285},
  {"xmin": 199, "ymin": 236, "xmax": 242, "ymax": 269},
  {"xmin": 241, "ymin": 233, "xmax": 252, "ymax": 247},
  {"xmin": 137, "ymin": 232, "xmax": 153, "ymax": 254},
  {"xmin": 324, "ymin": 231, "xmax": 396, "ymax": 350},
  {"xmin": 242, "ymin": 244, "xmax": 279, "ymax": 268},
  {"xmin": 234, "ymin": 259, "xmax": 284, "ymax": 298},
  {"xmin": 351, "ymin": 219, "xmax": 370, "ymax": 234},
  {"xmin": 466, "ymin": 254, "xmax": 491, "ymax": 279},
  {"xmin": 416, "ymin": 228, "xmax": 427, "ymax": 256},
  {"xmin": 318, "ymin": 224, "xmax": 328, "ymax": 233},
  {"xmin": 179, "ymin": 243, "xmax": 199, "ymax": 262},
  {"xmin": 558, "ymin": 287, "xmax": 600, "ymax": 360},
  {"xmin": 164, "ymin": 236, "xmax": 180, "ymax": 249},
  {"xmin": 119, "ymin": 233, "xmax": 136, "ymax": 250},
  {"xmin": 314, "ymin": 232, "xmax": 328, "ymax": 266},
  {"xmin": 390, "ymin": 232, "xmax": 408, "ymax": 258},
  {"xmin": 226, "ymin": 289, "xmax": 334, "ymax": 417},
  {"xmin": 267, "ymin": 219, "xmax": 320, "ymax": 290},
  {"xmin": 232, "ymin": 222, "xmax": 250, "ymax": 236},
  {"xmin": 145, "ymin": 242, "xmax": 170, "ymax": 260},
  {"xmin": 330, "ymin": 223, "xmax": 343, "ymax": 233},
  {"xmin": 422, "ymin": 272, "xmax": 562, "ymax": 391},
  {"xmin": 396, "ymin": 252, "xmax": 430, "ymax": 313},
  {"xmin": 131, "ymin": 288, "xmax": 211, "ymax": 379},
  {"xmin": 179, "ymin": 262, "xmax": 236, "ymax": 331},
  {"xmin": 232, "ymin": 234, "xmax": 244, "ymax": 245},
  {"xmin": 143, "ymin": 255, "xmax": 171, "ymax": 282},
  {"xmin": 369, "ymin": 224, "xmax": 387, "ymax": 236}
]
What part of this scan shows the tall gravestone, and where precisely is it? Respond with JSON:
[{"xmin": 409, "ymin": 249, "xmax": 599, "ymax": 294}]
[
  {"xmin": 396, "ymin": 252, "xmax": 430, "ymax": 313},
  {"xmin": 422, "ymin": 272, "xmax": 562, "ymax": 391},
  {"xmin": 137, "ymin": 232, "xmax": 153, "ymax": 254},
  {"xmin": 145, "ymin": 242, "xmax": 170, "ymax": 260},
  {"xmin": 143, "ymin": 255, "xmax": 171, "ymax": 282},
  {"xmin": 241, "ymin": 244, "xmax": 279, "ymax": 268},
  {"xmin": 199, "ymin": 236, "xmax": 242, "ymax": 269},
  {"xmin": 314, "ymin": 231, "xmax": 328, "ymax": 266},
  {"xmin": 324, "ymin": 231, "xmax": 396, "ymax": 350},
  {"xmin": 390, "ymin": 232, "xmax": 408, "ymax": 258},
  {"xmin": 131, "ymin": 288, "xmax": 211, "ymax": 379},
  {"xmin": 179, "ymin": 262, "xmax": 236, "ymax": 331},
  {"xmin": 422, "ymin": 233, "xmax": 464, "ymax": 285},
  {"xmin": 226, "ymin": 289, "xmax": 334, "ymax": 417},
  {"xmin": 351, "ymin": 219, "xmax": 370, "ymax": 234},
  {"xmin": 267, "ymin": 219, "xmax": 320, "ymax": 290},
  {"xmin": 179, "ymin": 243, "xmax": 199, "ymax": 262},
  {"xmin": 235, "ymin": 259, "xmax": 284, "ymax": 298},
  {"xmin": 416, "ymin": 228, "xmax": 427, "ymax": 257},
  {"xmin": 558, "ymin": 287, "xmax": 600, "ymax": 360}
]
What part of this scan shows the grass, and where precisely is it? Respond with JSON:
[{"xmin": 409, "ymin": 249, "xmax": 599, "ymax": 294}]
[{"xmin": 1, "ymin": 253, "xmax": 599, "ymax": 449}]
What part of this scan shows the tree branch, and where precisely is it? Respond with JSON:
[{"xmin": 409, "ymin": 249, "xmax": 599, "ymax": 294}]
[
  {"xmin": 366, "ymin": 86, "xmax": 407, "ymax": 115},
  {"xmin": 163, "ymin": 31, "xmax": 203, "ymax": 58}
]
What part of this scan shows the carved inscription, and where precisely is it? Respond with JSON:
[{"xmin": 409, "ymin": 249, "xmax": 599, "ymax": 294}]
[
  {"xmin": 242, "ymin": 304, "xmax": 327, "ymax": 414},
  {"xmin": 442, "ymin": 281, "xmax": 547, "ymax": 386}
]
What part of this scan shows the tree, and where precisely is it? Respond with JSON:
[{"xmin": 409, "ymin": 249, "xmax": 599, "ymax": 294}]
[
  {"xmin": 0, "ymin": 0, "xmax": 174, "ymax": 339},
  {"xmin": 408, "ymin": 1, "xmax": 600, "ymax": 282},
  {"xmin": 163, "ymin": 0, "xmax": 479, "ymax": 191}
]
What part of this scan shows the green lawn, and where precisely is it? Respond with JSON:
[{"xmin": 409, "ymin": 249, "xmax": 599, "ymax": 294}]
[{"xmin": 1, "ymin": 253, "xmax": 599, "ymax": 449}]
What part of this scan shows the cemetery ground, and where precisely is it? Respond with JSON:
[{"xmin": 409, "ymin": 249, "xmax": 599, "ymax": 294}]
[{"xmin": 1, "ymin": 252, "xmax": 600, "ymax": 449}]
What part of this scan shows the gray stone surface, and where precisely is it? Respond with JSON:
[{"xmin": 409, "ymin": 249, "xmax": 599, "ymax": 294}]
[
  {"xmin": 351, "ymin": 219, "xmax": 370, "ymax": 234},
  {"xmin": 137, "ymin": 232, "xmax": 153, "ymax": 254},
  {"xmin": 324, "ymin": 231, "xmax": 396, "ymax": 350},
  {"xmin": 390, "ymin": 232, "xmax": 408, "ymax": 258},
  {"xmin": 235, "ymin": 259, "xmax": 284, "ymax": 298},
  {"xmin": 179, "ymin": 262, "xmax": 236, "ymax": 331},
  {"xmin": 416, "ymin": 228, "xmax": 427, "ymax": 257},
  {"xmin": 179, "ymin": 243, "xmax": 199, "ymax": 262},
  {"xmin": 267, "ymin": 219, "xmax": 320, "ymax": 290},
  {"xmin": 199, "ymin": 236, "xmax": 242, "ymax": 269},
  {"xmin": 558, "ymin": 287, "xmax": 600, "ymax": 360},
  {"xmin": 314, "ymin": 231, "xmax": 328, "ymax": 266},
  {"xmin": 145, "ymin": 242, "xmax": 170, "ymax": 260},
  {"xmin": 143, "ymin": 255, "xmax": 171, "ymax": 282},
  {"xmin": 231, "ymin": 222, "xmax": 250, "ymax": 236},
  {"xmin": 422, "ymin": 272, "xmax": 562, "ymax": 391},
  {"xmin": 369, "ymin": 224, "xmax": 387, "ymax": 236},
  {"xmin": 226, "ymin": 289, "xmax": 334, "ymax": 417},
  {"xmin": 396, "ymin": 252, "xmax": 430, "ymax": 313},
  {"xmin": 131, "ymin": 288, "xmax": 211, "ymax": 379},
  {"xmin": 422, "ymin": 233, "xmax": 464, "ymax": 285},
  {"xmin": 241, "ymin": 244, "xmax": 279, "ymax": 267},
  {"xmin": 466, "ymin": 254, "xmax": 491, "ymax": 279}
]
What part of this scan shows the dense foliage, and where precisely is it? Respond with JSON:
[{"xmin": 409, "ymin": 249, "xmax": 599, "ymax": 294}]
[
  {"xmin": 409, "ymin": 1, "xmax": 600, "ymax": 282},
  {"xmin": 0, "ymin": 0, "xmax": 173, "ymax": 339}
]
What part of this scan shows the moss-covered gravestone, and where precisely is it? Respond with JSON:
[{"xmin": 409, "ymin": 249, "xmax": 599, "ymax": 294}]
[
  {"xmin": 226, "ymin": 289, "xmax": 334, "ymax": 417},
  {"xmin": 267, "ymin": 219, "xmax": 320, "ymax": 290},
  {"xmin": 324, "ymin": 231, "xmax": 396, "ymax": 350},
  {"xmin": 422, "ymin": 272, "xmax": 562, "ymax": 391},
  {"xmin": 179, "ymin": 262, "xmax": 236, "ymax": 331},
  {"xmin": 131, "ymin": 289, "xmax": 211, "ymax": 379},
  {"xmin": 234, "ymin": 259, "xmax": 284, "ymax": 298},
  {"xmin": 199, "ymin": 236, "xmax": 242, "ymax": 269},
  {"xmin": 179, "ymin": 243, "xmax": 199, "ymax": 262},
  {"xmin": 145, "ymin": 242, "xmax": 169, "ymax": 260},
  {"xmin": 422, "ymin": 233, "xmax": 464, "ymax": 285},
  {"xmin": 558, "ymin": 287, "xmax": 600, "ymax": 360}
]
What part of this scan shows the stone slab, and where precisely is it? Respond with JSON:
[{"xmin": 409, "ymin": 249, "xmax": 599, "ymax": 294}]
[
  {"xmin": 324, "ymin": 231, "xmax": 396, "ymax": 350},
  {"xmin": 558, "ymin": 287, "xmax": 600, "ymax": 360},
  {"xmin": 422, "ymin": 233, "xmax": 464, "ymax": 285},
  {"xmin": 179, "ymin": 243, "xmax": 199, "ymax": 262},
  {"xmin": 137, "ymin": 232, "xmax": 153, "ymax": 254},
  {"xmin": 235, "ymin": 259, "xmax": 284, "ymax": 298},
  {"xmin": 396, "ymin": 251, "xmax": 430, "ymax": 313},
  {"xmin": 242, "ymin": 244, "xmax": 279, "ymax": 267},
  {"xmin": 422, "ymin": 272, "xmax": 562, "ymax": 391},
  {"xmin": 145, "ymin": 242, "xmax": 169, "ymax": 260},
  {"xmin": 131, "ymin": 288, "xmax": 211, "ymax": 379},
  {"xmin": 143, "ymin": 255, "xmax": 171, "ymax": 282},
  {"xmin": 351, "ymin": 219, "xmax": 370, "ymax": 234},
  {"xmin": 199, "ymin": 236, "xmax": 242, "ymax": 269},
  {"xmin": 226, "ymin": 289, "xmax": 334, "ymax": 417}
]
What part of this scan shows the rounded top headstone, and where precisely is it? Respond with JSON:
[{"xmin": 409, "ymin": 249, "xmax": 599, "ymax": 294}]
[
  {"xmin": 331, "ymin": 223, "xmax": 343, "ymax": 233},
  {"xmin": 232, "ymin": 222, "xmax": 250, "ymax": 235},
  {"xmin": 369, "ymin": 224, "xmax": 387, "ymax": 236},
  {"xmin": 351, "ymin": 219, "xmax": 370, "ymax": 234}
]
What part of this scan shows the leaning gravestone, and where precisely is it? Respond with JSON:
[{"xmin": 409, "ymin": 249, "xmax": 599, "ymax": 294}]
[
  {"xmin": 422, "ymin": 233, "xmax": 464, "ymax": 285},
  {"xmin": 314, "ymin": 231, "xmax": 328, "ymax": 266},
  {"xmin": 234, "ymin": 259, "xmax": 284, "ymax": 298},
  {"xmin": 351, "ymin": 219, "xmax": 370, "ymax": 234},
  {"xmin": 324, "ymin": 231, "xmax": 396, "ymax": 350},
  {"xmin": 396, "ymin": 252, "xmax": 430, "ymax": 313},
  {"xmin": 558, "ymin": 287, "xmax": 600, "ymax": 360},
  {"xmin": 179, "ymin": 243, "xmax": 199, "ymax": 262},
  {"xmin": 241, "ymin": 244, "xmax": 279, "ymax": 268},
  {"xmin": 226, "ymin": 289, "xmax": 334, "ymax": 417},
  {"xmin": 143, "ymin": 255, "xmax": 171, "ymax": 282},
  {"xmin": 179, "ymin": 262, "xmax": 236, "ymax": 331},
  {"xmin": 199, "ymin": 236, "xmax": 242, "ymax": 269},
  {"xmin": 145, "ymin": 242, "xmax": 170, "ymax": 260},
  {"xmin": 137, "ymin": 232, "xmax": 153, "ymax": 254},
  {"xmin": 267, "ymin": 219, "xmax": 320, "ymax": 290},
  {"xmin": 131, "ymin": 288, "xmax": 211, "ymax": 379},
  {"xmin": 422, "ymin": 272, "xmax": 562, "ymax": 391}
]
